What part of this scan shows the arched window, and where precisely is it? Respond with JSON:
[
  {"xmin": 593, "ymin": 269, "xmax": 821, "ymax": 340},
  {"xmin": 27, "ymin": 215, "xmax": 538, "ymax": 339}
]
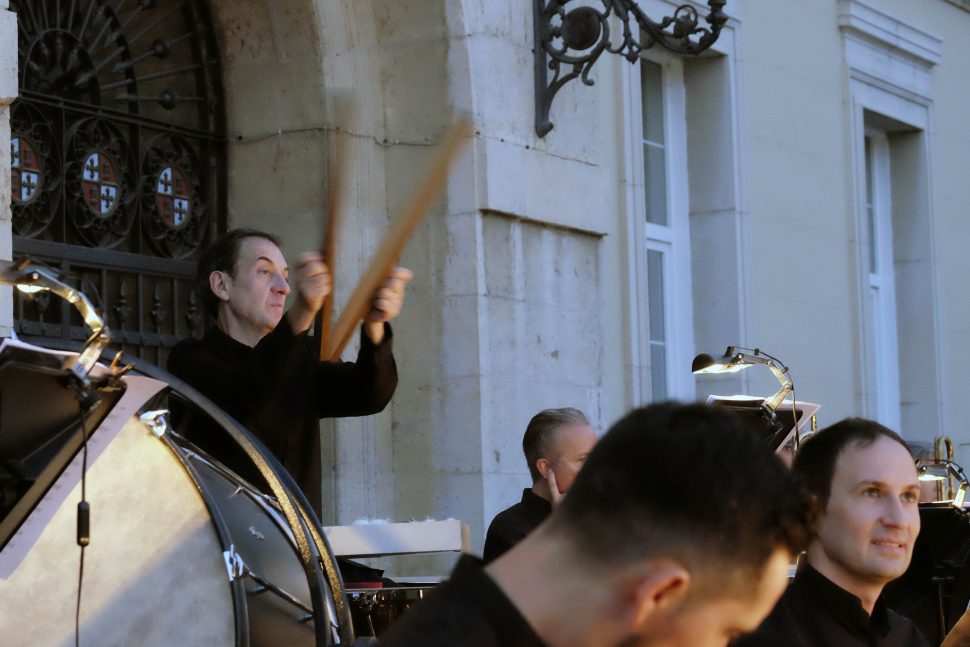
[{"xmin": 10, "ymin": 0, "xmax": 226, "ymax": 364}]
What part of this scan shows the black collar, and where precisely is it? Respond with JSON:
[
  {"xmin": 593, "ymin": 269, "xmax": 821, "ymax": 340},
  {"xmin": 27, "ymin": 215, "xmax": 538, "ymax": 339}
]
[
  {"xmin": 519, "ymin": 488, "xmax": 553, "ymax": 514},
  {"xmin": 204, "ymin": 325, "xmax": 250, "ymax": 357},
  {"xmin": 793, "ymin": 562, "xmax": 893, "ymax": 639}
]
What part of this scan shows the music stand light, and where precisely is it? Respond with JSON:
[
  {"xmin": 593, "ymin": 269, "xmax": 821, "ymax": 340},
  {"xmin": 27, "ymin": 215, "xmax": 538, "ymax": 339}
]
[
  {"xmin": 0, "ymin": 258, "xmax": 111, "ymax": 387},
  {"xmin": 918, "ymin": 460, "xmax": 970, "ymax": 508},
  {"xmin": 692, "ymin": 346, "xmax": 797, "ymax": 450}
]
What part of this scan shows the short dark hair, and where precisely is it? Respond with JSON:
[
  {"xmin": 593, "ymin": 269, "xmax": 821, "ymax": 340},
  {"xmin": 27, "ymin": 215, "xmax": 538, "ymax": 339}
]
[
  {"xmin": 522, "ymin": 408, "xmax": 590, "ymax": 482},
  {"xmin": 196, "ymin": 228, "xmax": 282, "ymax": 317},
  {"xmin": 793, "ymin": 417, "xmax": 908, "ymax": 510},
  {"xmin": 547, "ymin": 402, "xmax": 814, "ymax": 597}
]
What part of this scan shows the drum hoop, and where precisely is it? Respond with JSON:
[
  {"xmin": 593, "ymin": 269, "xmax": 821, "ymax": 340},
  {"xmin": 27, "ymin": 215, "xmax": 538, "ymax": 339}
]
[
  {"xmin": 171, "ymin": 441, "xmax": 300, "ymax": 546},
  {"xmin": 170, "ymin": 437, "xmax": 344, "ymax": 641},
  {"xmin": 127, "ymin": 356, "xmax": 353, "ymax": 645}
]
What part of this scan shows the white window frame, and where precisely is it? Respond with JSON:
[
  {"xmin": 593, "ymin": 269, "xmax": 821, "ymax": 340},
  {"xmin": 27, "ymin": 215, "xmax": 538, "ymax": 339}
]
[
  {"xmin": 628, "ymin": 53, "xmax": 695, "ymax": 402},
  {"xmin": 840, "ymin": 0, "xmax": 944, "ymax": 438},
  {"xmin": 862, "ymin": 129, "xmax": 902, "ymax": 431}
]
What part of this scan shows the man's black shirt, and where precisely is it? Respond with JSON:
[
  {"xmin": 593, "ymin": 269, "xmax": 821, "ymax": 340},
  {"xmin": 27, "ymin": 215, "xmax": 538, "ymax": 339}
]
[
  {"xmin": 733, "ymin": 562, "xmax": 931, "ymax": 647},
  {"xmin": 377, "ymin": 555, "xmax": 546, "ymax": 647},
  {"xmin": 483, "ymin": 488, "xmax": 552, "ymax": 563},
  {"xmin": 167, "ymin": 321, "xmax": 397, "ymax": 515}
]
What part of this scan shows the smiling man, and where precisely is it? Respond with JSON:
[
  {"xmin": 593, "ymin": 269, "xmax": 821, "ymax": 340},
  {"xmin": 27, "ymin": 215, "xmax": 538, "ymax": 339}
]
[
  {"xmin": 378, "ymin": 403, "xmax": 814, "ymax": 647},
  {"xmin": 734, "ymin": 417, "xmax": 930, "ymax": 647},
  {"xmin": 168, "ymin": 228, "xmax": 410, "ymax": 515}
]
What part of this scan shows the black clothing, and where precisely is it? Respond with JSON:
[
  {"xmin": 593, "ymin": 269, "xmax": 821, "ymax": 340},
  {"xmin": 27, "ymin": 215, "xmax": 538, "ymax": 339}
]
[
  {"xmin": 483, "ymin": 488, "xmax": 552, "ymax": 563},
  {"xmin": 733, "ymin": 563, "xmax": 931, "ymax": 647},
  {"xmin": 167, "ymin": 321, "xmax": 397, "ymax": 514},
  {"xmin": 377, "ymin": 555, "xmax": 546, "ymax": 647}
]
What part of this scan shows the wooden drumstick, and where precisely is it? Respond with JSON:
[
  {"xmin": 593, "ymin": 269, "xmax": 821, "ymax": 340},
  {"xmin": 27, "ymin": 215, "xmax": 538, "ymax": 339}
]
[
  {"xmin": 317, "ymin": 94, "xmax": 351, "ymax": 360},
  {"xmin": 327, "ymin": 118, "xmax": 474, "ymax": 360}
]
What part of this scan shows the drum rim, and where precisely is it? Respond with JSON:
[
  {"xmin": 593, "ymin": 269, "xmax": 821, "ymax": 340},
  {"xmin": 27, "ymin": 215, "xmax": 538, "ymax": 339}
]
[{"xmin": 126, "ymin": 355, "xmax": 353, "ymax": 646}]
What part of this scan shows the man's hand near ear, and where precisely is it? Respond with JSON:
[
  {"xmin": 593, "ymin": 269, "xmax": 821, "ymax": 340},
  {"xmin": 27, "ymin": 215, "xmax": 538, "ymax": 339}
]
[{"xmin": 546, "ymin": 468, "xmax": 562, "ymax": 506}]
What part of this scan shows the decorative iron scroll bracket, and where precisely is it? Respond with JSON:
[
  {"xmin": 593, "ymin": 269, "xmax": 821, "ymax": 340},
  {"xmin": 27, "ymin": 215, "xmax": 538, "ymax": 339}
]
[{"xmin": 534, "ymin": 0, "xmax": 728, "ymax": 137}]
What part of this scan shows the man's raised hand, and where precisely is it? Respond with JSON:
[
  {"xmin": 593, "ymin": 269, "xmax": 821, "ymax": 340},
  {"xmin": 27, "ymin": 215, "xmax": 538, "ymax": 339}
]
[
  {"xmin": 364, "ymin": 267, "xmax": 413, "ymax": 343},
  {"xmin": 287, "ymin": 251, "xmax": 333, "ymax": 334}
]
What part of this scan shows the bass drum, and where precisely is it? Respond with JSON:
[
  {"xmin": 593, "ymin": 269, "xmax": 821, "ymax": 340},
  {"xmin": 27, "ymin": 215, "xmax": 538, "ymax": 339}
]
[{"xmin": 0, "ymin": 371, "xmax": 345, "ymax": 646}]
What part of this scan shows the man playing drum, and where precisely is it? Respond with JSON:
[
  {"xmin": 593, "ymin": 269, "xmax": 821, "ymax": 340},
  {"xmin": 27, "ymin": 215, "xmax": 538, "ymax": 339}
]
[{"xmin": 168, "ymin": 228, "xmax": 411, "ymax": 515}]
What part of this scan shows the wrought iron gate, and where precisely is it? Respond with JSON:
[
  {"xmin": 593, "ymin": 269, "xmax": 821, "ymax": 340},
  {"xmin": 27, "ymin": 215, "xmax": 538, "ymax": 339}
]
[{"xmin": 9, "ymin": 0, "xmax": 226, "ymax": 365}]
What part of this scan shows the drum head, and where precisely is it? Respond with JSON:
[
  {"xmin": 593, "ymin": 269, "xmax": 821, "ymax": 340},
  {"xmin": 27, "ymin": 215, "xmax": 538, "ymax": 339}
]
[
  {"xmin": 0, "ymin": 414, "xmax": 235, "ymax": 647},
  {"xmin": 0, "ymin": 350, "xmax": 348, "ymax": 647}
]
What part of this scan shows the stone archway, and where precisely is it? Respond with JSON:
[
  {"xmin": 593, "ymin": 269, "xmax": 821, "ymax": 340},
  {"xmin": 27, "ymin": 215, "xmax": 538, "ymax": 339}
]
[{"xmin": 206, "ymin": 0, "xmax": 478, "ymax": 535}]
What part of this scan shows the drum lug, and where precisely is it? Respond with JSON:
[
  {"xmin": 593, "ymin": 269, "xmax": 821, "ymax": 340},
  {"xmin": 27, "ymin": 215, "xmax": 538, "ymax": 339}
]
[
  {"xmin": 224, "ymin": 545, "xmax": 245, "ymax": 581},
  {"xmin": 223, "ymin": 545, "xmax": 315, "ymax": 617},
  {"xmin": 139, "ymin": 409, "xmax": 171, "ymax": 438}
]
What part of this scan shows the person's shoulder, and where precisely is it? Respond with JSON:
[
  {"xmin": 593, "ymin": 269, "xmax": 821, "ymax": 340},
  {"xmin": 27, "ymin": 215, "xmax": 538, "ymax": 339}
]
[
  {"xmin": 171, "ymin": 335, "xmax": 206, "ymax": 353},
  {"xmin": 485, "ymin": 500, "xmax": 535, "ymax": 542},
  {"xmin": 376, "ymin": 578, "xmax": 498, "ymax": 647},
  {"xmin": 731, "ymin": 588, "xmax": 805, "ymax": 647},
  {"xmin": 489, "ymin": 500, "xmax": 526, "ymax": 525},
  {"xmin": 168, "ymin": 335, "xmax": 207, "ymax": 369}
]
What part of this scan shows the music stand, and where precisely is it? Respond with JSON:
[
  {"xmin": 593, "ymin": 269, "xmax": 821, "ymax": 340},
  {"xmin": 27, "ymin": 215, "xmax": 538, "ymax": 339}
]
[
  {"xmin": 0, "ymin": 342, "xmax": 123, "ymax": 552},
  {"xmin": 705, "ymin": 396, "xmax": 819, "ymax": 453}
]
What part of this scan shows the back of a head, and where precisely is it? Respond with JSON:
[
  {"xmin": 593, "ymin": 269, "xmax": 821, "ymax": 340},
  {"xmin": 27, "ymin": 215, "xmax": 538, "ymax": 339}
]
[
  {"xmin": 522, "ymin": 407, "xmax": 590, "ymax": 482},
  {"xmin": 548, "ymin": 402, "xmax": 813, "ymax": 595},
  {"xmin": 197, "ymin": 228, "xmax": 282, "ymax": 318},
  {"xmin": 792, "ymin": 417, "xmax": 908, "ymax": 510}
]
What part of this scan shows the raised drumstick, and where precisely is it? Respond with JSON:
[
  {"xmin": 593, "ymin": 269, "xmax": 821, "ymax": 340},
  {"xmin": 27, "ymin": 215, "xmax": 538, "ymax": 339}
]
[
  {"xmin": 317, "ymin": 94, "xmax": 351, "ymax": 360},
  {"xmin": 327, "ymin": 118, "xmax": 474, "ymax": 360}
]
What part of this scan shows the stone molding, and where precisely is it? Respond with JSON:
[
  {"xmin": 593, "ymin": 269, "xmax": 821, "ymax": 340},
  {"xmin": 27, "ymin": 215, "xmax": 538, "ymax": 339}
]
[
  {"xmin": 838, "ymin": 0, "xmax": 943, "ymax": 68},
  {"xmin": 838, "ymin": 0, "xmax": 941, "ymax": 101}
]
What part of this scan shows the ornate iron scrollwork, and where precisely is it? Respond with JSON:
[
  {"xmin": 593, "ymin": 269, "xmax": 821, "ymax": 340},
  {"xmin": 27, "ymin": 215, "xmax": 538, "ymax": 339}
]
[
  {"xmin": 9, "ymin": 0, "xmax": 226, "ymax": 362},
  {"xmin": 534, "ymin": 0, "xmax": 728, "ymax": 136}
]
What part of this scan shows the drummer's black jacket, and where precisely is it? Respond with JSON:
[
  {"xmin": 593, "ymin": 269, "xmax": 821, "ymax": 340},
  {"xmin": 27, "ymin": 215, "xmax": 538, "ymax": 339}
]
[
  {"xmin": 732, "ymin": 562, "xmax": 931, "ymax": 647},
  {"xmin": 167, "ymin": 320, "xmax": 397, "ymax": 515}
]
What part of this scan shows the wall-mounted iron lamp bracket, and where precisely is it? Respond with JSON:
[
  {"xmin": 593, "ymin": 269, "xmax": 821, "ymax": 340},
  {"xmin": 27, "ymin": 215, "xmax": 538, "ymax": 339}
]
[{"xmin": 534, "ymin": 0, "xmax": 727, "ymax": 137}]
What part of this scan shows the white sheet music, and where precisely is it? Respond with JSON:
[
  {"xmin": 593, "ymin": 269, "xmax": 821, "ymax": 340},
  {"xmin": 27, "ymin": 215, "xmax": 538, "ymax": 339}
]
[{"xmin": 0, "ymin": 336, "xmax": 113, "ymax": 379}]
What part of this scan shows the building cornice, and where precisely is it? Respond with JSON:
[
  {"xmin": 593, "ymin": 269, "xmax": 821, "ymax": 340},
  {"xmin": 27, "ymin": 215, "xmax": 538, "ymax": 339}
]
[{"xmin": 838, "ymin": 0, "xmax": 942, "ymax": 68}]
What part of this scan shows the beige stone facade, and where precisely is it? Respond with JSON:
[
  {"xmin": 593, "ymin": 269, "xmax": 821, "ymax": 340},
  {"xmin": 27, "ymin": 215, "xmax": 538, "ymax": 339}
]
[{"xmin": 3, "ymin": 0, "xmax": 970, "ymax": 573}]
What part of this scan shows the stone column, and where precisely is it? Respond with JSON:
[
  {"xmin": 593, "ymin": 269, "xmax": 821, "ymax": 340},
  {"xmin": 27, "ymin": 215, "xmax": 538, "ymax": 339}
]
[{"xmin": 0, "ymin": 1, "xmax": 17, "ymax": 337}]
